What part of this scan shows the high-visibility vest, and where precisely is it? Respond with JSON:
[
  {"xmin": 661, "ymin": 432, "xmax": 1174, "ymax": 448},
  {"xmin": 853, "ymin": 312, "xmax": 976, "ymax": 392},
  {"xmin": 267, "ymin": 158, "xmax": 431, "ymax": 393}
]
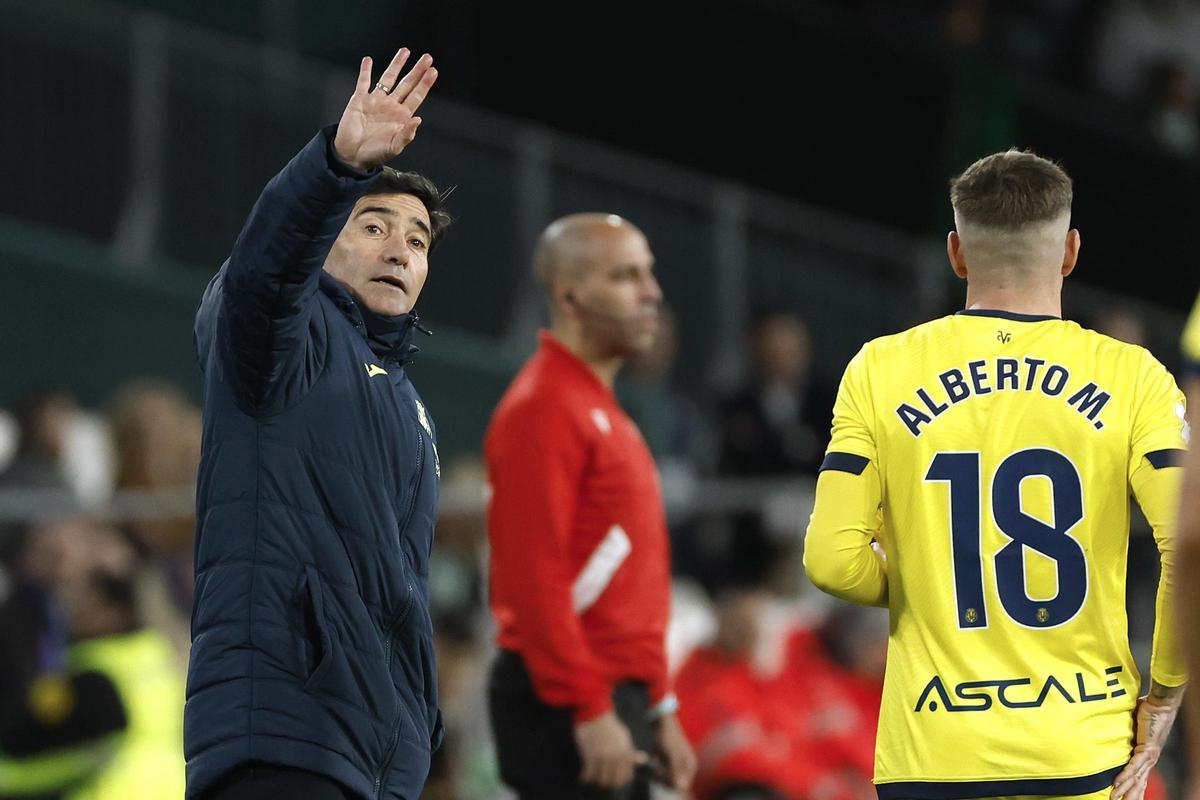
[{"xmin": 0, "ymin": 629, "xmax": 185, "ymax": 799}]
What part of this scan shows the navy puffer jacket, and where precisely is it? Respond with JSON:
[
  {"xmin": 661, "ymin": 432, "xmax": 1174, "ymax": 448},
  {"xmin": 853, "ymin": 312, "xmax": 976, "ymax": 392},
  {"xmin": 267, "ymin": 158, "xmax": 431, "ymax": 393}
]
[{"xmin": 185, "ymin": 127, "xmax": 442, "ymax": 800}]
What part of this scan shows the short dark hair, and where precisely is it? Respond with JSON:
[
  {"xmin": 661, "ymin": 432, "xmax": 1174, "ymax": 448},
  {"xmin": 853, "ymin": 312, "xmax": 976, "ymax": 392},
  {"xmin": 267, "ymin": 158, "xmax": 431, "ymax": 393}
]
[
  {"xmin": 950, "ymin": 150, "xmax": 1072, "ymax": 230},
  {"xmin": 364, "ymin": 167, "xmax": 453, "ymax": 250}
]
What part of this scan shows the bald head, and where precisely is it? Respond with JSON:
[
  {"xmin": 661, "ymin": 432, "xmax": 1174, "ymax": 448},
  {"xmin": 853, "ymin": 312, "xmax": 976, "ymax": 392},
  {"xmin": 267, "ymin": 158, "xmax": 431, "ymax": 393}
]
[
  {"xmin": 533, "ymin": 213, "xmax": 646, "ymax": 290},
  {"xmin": 531, "ymin": 212, "xmax": 662, "ymax": 363}
]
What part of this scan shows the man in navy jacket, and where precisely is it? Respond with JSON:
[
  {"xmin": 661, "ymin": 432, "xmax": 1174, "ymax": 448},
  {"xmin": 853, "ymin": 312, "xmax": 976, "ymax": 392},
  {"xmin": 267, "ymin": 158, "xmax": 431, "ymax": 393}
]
[{"xmin": 186, "ymin": 48, "xmax": 449, "ymax": 800}]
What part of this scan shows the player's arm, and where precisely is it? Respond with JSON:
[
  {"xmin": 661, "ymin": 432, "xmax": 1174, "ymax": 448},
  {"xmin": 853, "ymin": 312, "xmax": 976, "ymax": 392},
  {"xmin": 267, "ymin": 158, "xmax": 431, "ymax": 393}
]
[
  {"xmin": 217, "ymin": 50, "xmax": 436, "ymax": 407},
  {"xmin": 804, "ymin": 348, "xmax": 888, "ymax": 607},
  {"xmin": 1128, "ymin": 350, "xmax": 1190, "ymax": 692},
  {"xmin": 1132, "ymin": 449, "xmax": 1188, "ymax": 691},
  {"xmin": 1113, "ymin": 352, "xmax": 1191, "ymax": 800}
]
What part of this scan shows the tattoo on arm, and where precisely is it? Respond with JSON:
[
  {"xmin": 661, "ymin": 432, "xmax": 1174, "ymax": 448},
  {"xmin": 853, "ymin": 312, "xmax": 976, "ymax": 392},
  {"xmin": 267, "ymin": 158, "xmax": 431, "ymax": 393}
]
[{"xmin": 1148, "ymin": 680, "xmax": 1185, "ymax": 701}]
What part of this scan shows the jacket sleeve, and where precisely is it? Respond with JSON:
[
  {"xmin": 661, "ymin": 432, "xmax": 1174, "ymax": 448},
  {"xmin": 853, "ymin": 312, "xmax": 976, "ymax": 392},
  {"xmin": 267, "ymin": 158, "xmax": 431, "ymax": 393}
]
[
  {"xmin": 486, "ymin": 399, "xmax": 614, "ymax": 722},
  {"xmin": 216, "ymin": 125, "xmax": 380, "ymax": 414}
]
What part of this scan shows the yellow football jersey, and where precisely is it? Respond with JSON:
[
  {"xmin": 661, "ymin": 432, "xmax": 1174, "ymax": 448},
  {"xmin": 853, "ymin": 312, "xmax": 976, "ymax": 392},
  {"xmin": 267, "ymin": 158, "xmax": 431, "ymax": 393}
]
[
  {"xmin": 820, "ymin": 310, "xmax": 1188, "ymax": 798},
  {"xmin": 1185, "ymin": 294, "xmax": 1200, "ymax": 375}
]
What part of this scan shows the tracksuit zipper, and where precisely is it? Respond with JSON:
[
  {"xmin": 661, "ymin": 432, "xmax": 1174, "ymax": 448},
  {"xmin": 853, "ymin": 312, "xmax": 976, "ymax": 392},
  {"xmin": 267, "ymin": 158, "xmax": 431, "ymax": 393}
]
[{"xmin": 373, "ymin": 428, "xmax": 425, "ymax": 799}]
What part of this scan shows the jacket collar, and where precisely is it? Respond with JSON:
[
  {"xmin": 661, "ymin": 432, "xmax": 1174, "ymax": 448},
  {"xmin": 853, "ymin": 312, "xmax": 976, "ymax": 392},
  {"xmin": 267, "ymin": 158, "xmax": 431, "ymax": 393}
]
[{"xmin": 319, "ymin": 272, "xmax": 425, "ymax": 365}]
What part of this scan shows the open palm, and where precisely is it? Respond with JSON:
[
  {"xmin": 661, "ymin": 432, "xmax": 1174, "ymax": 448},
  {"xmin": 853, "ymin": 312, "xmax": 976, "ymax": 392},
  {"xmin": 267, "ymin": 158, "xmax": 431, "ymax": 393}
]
[{"xmin": 333, "ymin": 48, "xmax": 439, "ymax": 172}]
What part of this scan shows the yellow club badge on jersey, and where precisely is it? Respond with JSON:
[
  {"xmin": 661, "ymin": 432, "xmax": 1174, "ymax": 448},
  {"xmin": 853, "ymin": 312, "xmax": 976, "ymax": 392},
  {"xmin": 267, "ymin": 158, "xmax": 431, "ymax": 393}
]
[{"xmin": 28, "ymin": 675, "xmax": 75, "ymax": 724}]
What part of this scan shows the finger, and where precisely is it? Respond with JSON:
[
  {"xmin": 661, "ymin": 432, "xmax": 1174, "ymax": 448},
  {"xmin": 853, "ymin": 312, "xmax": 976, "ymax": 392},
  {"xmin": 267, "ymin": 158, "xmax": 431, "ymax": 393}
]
[
  {"xmin": 390, "ymin": 52, "xmax": 434, "ymax": 104},
  {"xmin": 592, "ymin": 755, "xmax": 614, "ymax": 788},
  {"xmin": 355, "ymin": 56, "xmax": 373, "ymax": 96},
  {"xmin": 676, "ymin": 770, "xmax": 691, "ymax": 791},
  {"xmin": 680, "ymin": 752, "xmax": 698, "ymax": 784},
  {"xmin": 1122, "ymin": 776, "xmax": 1150, "ymax": 800},
  {"xmin": 613, "ymin": 755, "xmax": 634, "ymax": 789},
  {"xmin": 400, "ymin": 67, "xmax": 438, "ymax": 115},
  {"xmin": 1113, "ymin": 759, "xmax": 1147, "ymax": 799},
  {"xmin": 671, "ymin": 752, "xmax": 695, "ymax": 790},
  {"xmin": 1113, "ymin": 765, "xmax": 1137, "ymax": 797},
  {"xmin": 389, "ymin": 118, "xmax": 421, "ymax": 154},
  {"xmin": 579, "ymin": 752, "xmax": 598, "ymax": 786},
  {"xmin": 376, "ymin": 47, "xmax": 411, "ymax": 93}
]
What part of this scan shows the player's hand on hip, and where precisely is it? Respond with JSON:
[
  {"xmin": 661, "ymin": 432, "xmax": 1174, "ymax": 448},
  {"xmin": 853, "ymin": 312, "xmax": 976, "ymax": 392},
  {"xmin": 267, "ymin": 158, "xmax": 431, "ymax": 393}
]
[
  {"xmin": 333, "ymin": 47, "xmax": 439, "ymax": 172},
  {"xmin": 573, "ymin": 710, "xmax": 647, "ymax": 789},
  {"xmin": 1111, "ymin": 684, "xmax": 1183, "ymax": 800},
  {"xmin": 654, "ymin": 712, "xmax": 697, "ymax": 792}
]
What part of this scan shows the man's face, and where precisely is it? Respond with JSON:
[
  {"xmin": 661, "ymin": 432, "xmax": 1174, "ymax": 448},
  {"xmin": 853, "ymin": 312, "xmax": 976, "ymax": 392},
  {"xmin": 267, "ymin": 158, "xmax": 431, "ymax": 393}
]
[
  {"xmin": 570, "ymin": 227, "xmax": 662, "ymax": 356},
  {"xmin": 755, "ymin": 316, "xmax": 810, "ymax": 385},
  {"xmin": 324, "ymin": 193, "xmax": 432, "ymax": 316}
]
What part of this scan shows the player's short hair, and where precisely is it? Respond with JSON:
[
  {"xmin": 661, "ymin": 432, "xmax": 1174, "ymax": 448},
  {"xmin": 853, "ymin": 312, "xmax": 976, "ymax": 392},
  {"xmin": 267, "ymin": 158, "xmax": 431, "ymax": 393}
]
[
  {"xmin": 950, "ymin": 150, "xmax": 1072, "ymax": 230},
  {"xmin": 364, "ymin": 167, "xmax": 454, "ymax": 251}
]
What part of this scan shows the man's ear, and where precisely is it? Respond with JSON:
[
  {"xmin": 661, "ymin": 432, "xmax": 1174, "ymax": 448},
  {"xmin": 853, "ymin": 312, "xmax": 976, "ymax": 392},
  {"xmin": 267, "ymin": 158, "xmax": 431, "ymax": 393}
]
[
  {"xmin": 947, "ymin": 231, "xmax": 969, "ymax": 279},
  {"xmin": 1062, "ymin": 228, "xmax": 1081, "ymax": 277}
]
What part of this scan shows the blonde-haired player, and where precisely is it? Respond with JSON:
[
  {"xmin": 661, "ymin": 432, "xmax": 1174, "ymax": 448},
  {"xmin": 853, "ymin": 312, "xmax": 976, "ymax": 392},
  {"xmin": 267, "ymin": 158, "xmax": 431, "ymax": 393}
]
[{"xmin": 805, "ymin": 150, "xmax": 1188, "ymax": 800}]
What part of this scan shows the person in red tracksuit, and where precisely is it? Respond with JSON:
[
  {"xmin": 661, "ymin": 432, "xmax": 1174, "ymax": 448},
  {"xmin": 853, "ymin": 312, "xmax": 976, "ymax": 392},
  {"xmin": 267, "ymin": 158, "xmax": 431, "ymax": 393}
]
[{"xmin": 485, "ymin": 213, "xmax": 696, "ymax": 799}]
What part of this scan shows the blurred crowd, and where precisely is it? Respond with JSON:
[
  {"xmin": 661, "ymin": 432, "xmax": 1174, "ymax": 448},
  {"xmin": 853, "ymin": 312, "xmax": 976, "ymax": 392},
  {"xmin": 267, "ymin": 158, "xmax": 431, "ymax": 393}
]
[
  {"xmin": 820, "ymin": 0, "xmax": 1200, "ymax": 159},
  {"xmin": 0, "ymin": 300, "xmax": 1182, "ymax": 800}
]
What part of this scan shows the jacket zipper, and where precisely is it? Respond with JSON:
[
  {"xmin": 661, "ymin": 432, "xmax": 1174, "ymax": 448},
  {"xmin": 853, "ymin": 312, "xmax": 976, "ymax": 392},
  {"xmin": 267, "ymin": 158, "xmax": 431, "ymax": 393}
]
[{"xmin": 373, "ymin": 428, "xmax": 425, "ymax": 799}]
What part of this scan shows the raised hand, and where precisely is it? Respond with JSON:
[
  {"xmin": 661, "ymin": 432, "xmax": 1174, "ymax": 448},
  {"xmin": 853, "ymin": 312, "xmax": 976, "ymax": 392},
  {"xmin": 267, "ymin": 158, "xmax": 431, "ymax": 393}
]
[{"xmin": 333, "ymin": 48, "xmax": 439, "ymax": 172}]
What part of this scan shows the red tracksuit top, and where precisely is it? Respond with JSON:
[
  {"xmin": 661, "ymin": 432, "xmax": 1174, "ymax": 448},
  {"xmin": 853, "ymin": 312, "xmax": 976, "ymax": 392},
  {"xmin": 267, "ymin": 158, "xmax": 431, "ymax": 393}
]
[{"xmin": 485, "ymin": 331, "xmax": 671, "ymax": 722}]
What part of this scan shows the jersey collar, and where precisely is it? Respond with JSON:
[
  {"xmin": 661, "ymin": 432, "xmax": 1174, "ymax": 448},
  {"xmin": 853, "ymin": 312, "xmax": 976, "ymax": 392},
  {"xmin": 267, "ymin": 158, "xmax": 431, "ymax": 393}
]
[
  {"xmin": 539, "ymin": 330, "xmax": 614, "ymax": 397},
  {"xmin": 956, "ymin": 309, "xmax": 1061, "ymax": 323}
]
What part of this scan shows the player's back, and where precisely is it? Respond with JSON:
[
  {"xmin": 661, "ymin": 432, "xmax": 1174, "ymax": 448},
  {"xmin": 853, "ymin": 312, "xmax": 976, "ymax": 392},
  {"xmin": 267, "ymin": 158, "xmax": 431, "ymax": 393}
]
[{"xmin": 841, "ymin": 310, "xmax": 1187, "ymax": 795}]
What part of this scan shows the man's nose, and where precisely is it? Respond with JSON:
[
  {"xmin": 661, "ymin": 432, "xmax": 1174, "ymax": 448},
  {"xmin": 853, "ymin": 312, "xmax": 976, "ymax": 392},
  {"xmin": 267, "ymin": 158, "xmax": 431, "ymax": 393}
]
[
  {"xmin": 382, "ymin": 244, "xmax": 409, "ymax": 266},
  {"xmin": 642, "ymin": 274, "xmax": 663, "ymax": 305}
]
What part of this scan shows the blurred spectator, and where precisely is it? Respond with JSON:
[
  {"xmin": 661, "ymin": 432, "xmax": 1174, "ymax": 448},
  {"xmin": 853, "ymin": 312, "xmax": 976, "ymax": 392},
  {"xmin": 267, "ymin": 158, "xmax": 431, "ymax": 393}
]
[
  {"xmin": 0, "ymin": 390, "xmax": 75, "ymax": 493},
  {"xmin": 426, "ymin": 456, "xmax": 505, "ymax": 799},
  {"xmin": 0, "ymin": 517, "xmax": 185, "ymax": 798},
  {"xmin": 1095, "ymin": 307, "xmax": 1149, "ymax": 346},
  {"xmin": 107, "ymin": 381, "xmax": 201, "ymax": 664},
  {"xmin": 706, "ymin": 313, "xmax": 831, "ymax": 593},
  {"xmin": 1148, "ymin": 58, "xmax": 1200, "ymax": 157},
  {"xmin": 1093, "ymin": 0, "xmax": 1200, "ymax": 102},
  {"xmin": 0, "ymin": 391, "xmax": 78, "ymax": 515},
  {"xmin": 676, "ymin": 594, "xmax": 885, "ymax": 800},
  {"xmin": 781, "ymin": 604, "xmax": 887, "ymax": 788},
  {"xmin": 623, "ymin": 306, "xmax": 711, "ymax": 504},
  {"xmin": 623, "ymin": 307, "xmax": 717, "ymax": 590},
  {"xmin": 0, "ymin": 390, "xmax": 80, "ymax": 571},
  {"xmin": 997, "ymin": 0, "xmax": 1089, "ymax": 73},
  {"xmin": 717, "ymin": 313, "xmax": 831, "ymax": 477},
  {"xmin": 109, "ymin": 381, "xmax": 201, "ymax": 556},
  {"xmin": 940, "ymin": 0, "xmax": 989, "ymax": 53}
]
